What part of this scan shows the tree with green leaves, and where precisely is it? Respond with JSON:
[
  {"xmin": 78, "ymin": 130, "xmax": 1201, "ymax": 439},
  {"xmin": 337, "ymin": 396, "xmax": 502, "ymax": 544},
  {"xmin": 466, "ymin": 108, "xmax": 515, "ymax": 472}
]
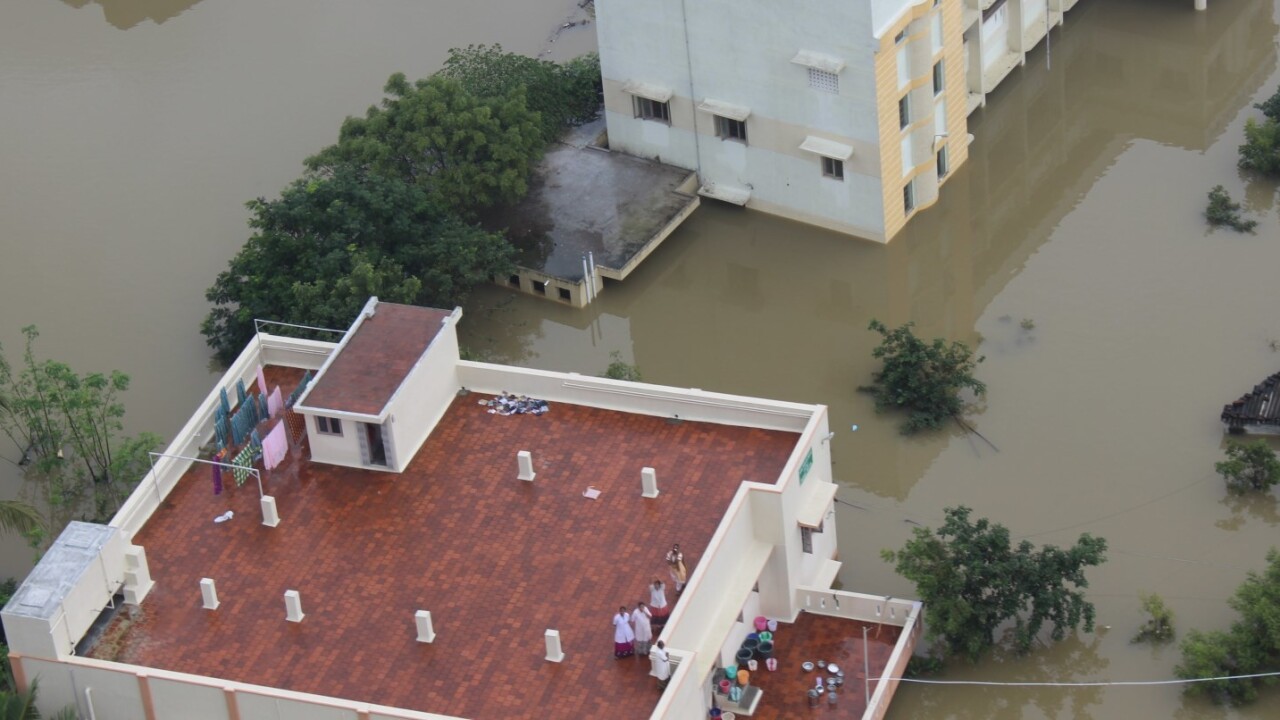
[
  {"xmin": 439, "ymin": 45, "xmax": 602, "ymax": 145},
  {"xmin": 1215, "ymin": 439, "xmax": 1280, "ymax": 493},
  {"xmin": 0, "ymin": 327, "xmax": 160, "ymax": 545},
  {"xmin": 1176, "ymin": 548, "xmax": 1280, "ymax": 705},
  {"xmin": 1239, "ymin": 85, "xmax": 1280, "ymax": 178},
  {"xmin": 864, "ymin": 319, "xmax": 985, "ymax": 434},
  {"xmin": 1131, "ymin": 592, "xmax": 1175, "ymax": 643},
  {"xmin": 305, "ymin": 73, "xmax": 544, "ymax": 217},
  {"xmin": 1204, "ymin": 185, "xmax": 1257, "ymax": 233},
  {"xmin": 883, "ymin": 506, "xmax": 1107, "ymax": 662},
  {"xmin": 202, "ymin": 166, "xmax": 514, "ymax": 363},
  {"xmin": 602, "ymin": 351, "xmax": 642, "ymax": 382}
]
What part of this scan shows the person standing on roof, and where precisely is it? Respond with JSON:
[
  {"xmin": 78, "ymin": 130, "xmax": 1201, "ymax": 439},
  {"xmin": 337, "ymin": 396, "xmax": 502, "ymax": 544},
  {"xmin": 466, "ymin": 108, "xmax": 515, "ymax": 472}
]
[
  {"xmin": 649, "ymin": 578, "xmax": 669, "ymax": 628},
  {"xmin": 613, "ymin": 605, "xmax": 635, "ymax": 658},
  {"xmin": 632, "ymin": 601, "xmax": 654, "ymax": 656},
  {"xmin": 652, "ymin": 640, "xmax": 671, "ymax": 690},
  {"xmin": 666, "ymin": 543, "xmax": 687, "ymax": 593}
]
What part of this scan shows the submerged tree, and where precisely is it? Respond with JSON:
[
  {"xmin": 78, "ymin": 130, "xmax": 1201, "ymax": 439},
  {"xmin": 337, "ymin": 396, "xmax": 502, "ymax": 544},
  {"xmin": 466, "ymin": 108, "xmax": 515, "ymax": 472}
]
[
  {"xmin": 1215, "ymin": 439, "xmax": 1280, "ymax": 493},
  {"xmin": 305, "ymin": 73, "xmax": 544, "ymax": 217},
  {"xmin": 1238, "ymin": 85, "xmax": 1280, "ymax": 178},
  {"xmin": 439, "ymin": 45, "xmax": 602, "ymax": 144},
  {"xmin": 0, "ymin": 327, "xmax": 161, "ymax": 542},
  {"xmin": 883, "ymin": 506, "xmax": 1107, "ymax": 662},
  {"xmin": 601, "ymin": 351, "xmax": 642, "ymax": 382},
  {"xmin": 1205, "ymin": 185, "xmax": 1258, "ymax": 233},
  {"xmin": 1176, "ymin": 548, "xmax": 1280, "ymax": 705},
  {"xmin": 864, "ymin": 319, "xmax": 985, "ymax": 434},
  {"xmin": 1131, "ymin": 592, "xmax": 1175, "ymax": 644},
  {"xmin": 202, "ymin": 166, "xmax": 514, "ymax": 363}
]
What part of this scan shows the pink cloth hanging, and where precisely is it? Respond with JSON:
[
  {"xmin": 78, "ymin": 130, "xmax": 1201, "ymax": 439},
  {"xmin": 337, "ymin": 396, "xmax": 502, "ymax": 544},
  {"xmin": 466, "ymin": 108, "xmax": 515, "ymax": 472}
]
[
  {"xmin": 256, "ymin": 365, "xmax": 268, "ymax": 395},
  {"xmin": 268, "ymin": 386, "xmax": 284, "ymax": 418},
  {"xmin": 262, "ymin": 421, "xmax": 288, "ymax": 470}
]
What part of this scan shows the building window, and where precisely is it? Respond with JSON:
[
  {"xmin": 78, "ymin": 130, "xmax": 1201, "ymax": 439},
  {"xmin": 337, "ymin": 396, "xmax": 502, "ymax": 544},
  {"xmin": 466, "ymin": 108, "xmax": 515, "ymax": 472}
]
[
  {"xmin": 808, "ymin": 68, "xmax": 839, "ymax": 94},
  {"xmin": 558, "ymin": 287, "xmax": 572, "ymax": 302},
  {"xmin": 316, "ymin": 416, "xmax": 343, "ymax": 436},
  {"xmin": 507, "ymin": 274, "xmax": 520, "ymax": 288},
  {"xmin": 937, "ymin": 146, "xmax": 949, "ymax": 178},
  {"xmin": 633, "ymin": 96, "xmax": 670, "ymax": 123},
  {"xmin": 904, "ymin": 181, "xmax": 916, "ymax": 214},
  {"xmin": 801, "ymin": 526, "xmax": 814, "ymax": 554},
  {"xmin": 822, "ymin": 157, "xmax": 844, "ymax": 181},
  {"xmin": 714, "ymin": 115, "xmax": 748, "ymax": 143},
  {"xmin": 898, "ymin": 95, "xmax": 910, "ymax": 129},
  {"xmin": 894, "ymin": 29, "xmax": 907, "ymax": 44},
  {"xmin": 933, "ymin": 60, "xmax": 945, "ymax": 95}
]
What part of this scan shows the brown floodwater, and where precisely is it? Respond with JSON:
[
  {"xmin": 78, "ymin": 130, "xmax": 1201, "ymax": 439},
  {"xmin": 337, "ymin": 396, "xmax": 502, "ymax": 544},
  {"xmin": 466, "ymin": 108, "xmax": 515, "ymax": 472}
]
[
  {"xmin": 2, "ymin": 0, "xmax": 1279, "ymax": 717},
  {"xmin": 459, "ymin": 0, "xmax": 1280, "ymax": 717},
  {"xmin": 0, "ymin": 0, "xmax": 593, "ymax": 572}
]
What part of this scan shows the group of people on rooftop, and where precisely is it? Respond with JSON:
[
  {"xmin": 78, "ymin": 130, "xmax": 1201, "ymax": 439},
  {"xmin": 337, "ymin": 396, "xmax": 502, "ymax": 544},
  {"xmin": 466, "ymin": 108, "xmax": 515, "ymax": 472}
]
[{"xmin": 612, "ymin": 544, "xmax": 689, "ymax": 690}]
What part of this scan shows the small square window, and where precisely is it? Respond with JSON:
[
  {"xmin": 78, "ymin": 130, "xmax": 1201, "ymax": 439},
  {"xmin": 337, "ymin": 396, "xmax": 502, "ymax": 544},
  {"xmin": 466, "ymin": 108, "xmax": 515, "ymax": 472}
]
[
  {"xmin": 558, "ymin": 287, "xmax": 572, "ymax": 301},
  {"xmin": 822, "ymin": 157, "xmax": 844, "ymax": 180},
  {"xmin": 937, "ymin": 146, "xmax": 949, "ymax": 178},
  {"xmin": 807, "ymin": 68, "xmax": 839, "ymax": 94},
  {"xmin": 933, "ymin": 60, "xmax": 945, "ymax": 95},
  {"xmin": 634, "ymin": 96, "xmax": 670, "ymax": 123},
  {"xmin": 532, "ymin": 280, "xmax": 547, "ymax": 295},
  {"xmin": 801, "ymin": 526, "xmax": 814, "ymax": 554},
  {"xmin": 507, "ymin": 274, "xmax": 521, "ymax": 288},
  {"xmin": 899, "ymin": 95, "xmax": 911, "ymax": 129},
  {"xmin": 714, "ymin": 115, "xmax": 748, "ymax": 143},
  {"xmin": 316, "ymin": 416, "xmax": 343, "ymax": 436},
  {"xmin": 904, "ymin": 181, "xmax": 916, "ymax": 214}
]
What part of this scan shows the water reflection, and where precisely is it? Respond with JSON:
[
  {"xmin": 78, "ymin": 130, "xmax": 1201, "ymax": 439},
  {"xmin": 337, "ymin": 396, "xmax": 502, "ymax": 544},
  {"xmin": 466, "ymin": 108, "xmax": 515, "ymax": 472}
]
[
  {"xmin": 61, "ymin": 0, "xmax": 202, "ymax": 29},
  {"xmin": 906, "ymin": 634, "xmax": 1109, "ymax": 720}
]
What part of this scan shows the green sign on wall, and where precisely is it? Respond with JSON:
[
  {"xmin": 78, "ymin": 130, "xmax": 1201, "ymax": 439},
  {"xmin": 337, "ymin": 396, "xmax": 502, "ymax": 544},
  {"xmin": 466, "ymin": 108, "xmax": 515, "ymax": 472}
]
[{"xmin": 799, "ymin": 448, "xmax": 813, "ymax": 485}]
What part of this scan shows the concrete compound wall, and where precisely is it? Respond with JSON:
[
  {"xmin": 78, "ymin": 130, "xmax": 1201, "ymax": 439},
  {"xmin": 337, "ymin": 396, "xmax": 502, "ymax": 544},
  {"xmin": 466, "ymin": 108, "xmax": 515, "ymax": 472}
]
[{"xmin": 12, "ymin": 654, "xmax": 465, "ymax": 720}]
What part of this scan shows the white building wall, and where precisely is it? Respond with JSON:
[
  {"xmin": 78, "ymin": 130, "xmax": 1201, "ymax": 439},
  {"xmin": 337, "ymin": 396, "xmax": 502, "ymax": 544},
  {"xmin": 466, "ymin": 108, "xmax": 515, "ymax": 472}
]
[
  {"xmin": 151, "ymin": 678, "xmax": 229, "ymax": 720},
  {"xmin": 384, "ymin": 311, "xmax": 463, "ymax": 473},
  {"xmin": 598, "ymin": 0, "xmax": 893, "ymax": 239},
  {"xmin": 303, "ymin": 411, "xmax": 377, "ymax": 471}
]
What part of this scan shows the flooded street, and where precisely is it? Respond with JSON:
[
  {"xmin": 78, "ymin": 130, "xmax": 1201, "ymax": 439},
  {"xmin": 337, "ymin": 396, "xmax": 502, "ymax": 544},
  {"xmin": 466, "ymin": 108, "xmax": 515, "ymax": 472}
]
[{"xmin": 2, "ymin": 0, "xmax": 1280, "ymax": 717}]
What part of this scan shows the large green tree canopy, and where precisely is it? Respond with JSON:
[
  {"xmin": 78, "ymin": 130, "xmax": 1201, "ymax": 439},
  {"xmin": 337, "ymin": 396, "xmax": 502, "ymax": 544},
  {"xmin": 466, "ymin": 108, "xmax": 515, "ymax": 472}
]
[
  {"xmin": 438, "ymin": 44, "xmax": 602, "ymax": 144},
  {"xmin": 201, "ymin": 167, "xmax": 513, "ymax": 363},
  {"xmin": 883, "ymin": 506, "xmax": 1107, "ymax": 662},
  {"xmin": 304, "ymin": 73, "xmax": 544, "ymax": 216}
]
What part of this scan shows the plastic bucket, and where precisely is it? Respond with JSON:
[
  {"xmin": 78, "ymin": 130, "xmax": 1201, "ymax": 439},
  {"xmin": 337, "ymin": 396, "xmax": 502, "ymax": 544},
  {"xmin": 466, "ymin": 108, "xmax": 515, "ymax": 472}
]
[
  {"xmin": 753, "ymin": 616, "xmax": 768, "ymax": 632},
  {"xmin": 735, "ymin": 647, "xmax": 754, "ymax": 665},
  {"xmin": 767, "ymin": 619, "xmax": 778, "ymax": 632},
  {"xmin": 758, "ymin": 640, "xmax": 774, "ymax": 659}
]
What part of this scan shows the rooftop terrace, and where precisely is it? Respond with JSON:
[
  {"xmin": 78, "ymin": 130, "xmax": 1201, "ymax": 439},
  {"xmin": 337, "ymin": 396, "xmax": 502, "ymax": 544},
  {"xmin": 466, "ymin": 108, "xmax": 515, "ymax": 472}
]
[{"xmin": 90, "ymin": 367, "xmax": 799, "ymax": 719}]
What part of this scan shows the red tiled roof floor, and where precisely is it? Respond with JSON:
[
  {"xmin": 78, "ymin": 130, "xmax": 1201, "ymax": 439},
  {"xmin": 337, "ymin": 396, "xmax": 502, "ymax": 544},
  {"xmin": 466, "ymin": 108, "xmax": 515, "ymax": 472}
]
[
  {"xmin": 92, "ymin": 380, "xmax": 798, "ymax": 720},
  {"xmin": 742, "ymin": 615, "xmax": 902, "ymax": 719},
  {"xmin": 302, "ymin": 303, "xmax": 452, "ymax": 416}
]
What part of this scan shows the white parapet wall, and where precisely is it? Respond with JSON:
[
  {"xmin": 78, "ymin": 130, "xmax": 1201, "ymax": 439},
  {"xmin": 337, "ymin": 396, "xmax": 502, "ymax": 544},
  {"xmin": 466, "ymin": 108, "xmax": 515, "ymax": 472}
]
[
  {"xmin": 10, "ymin": 654, "xmax": 467, "ymax": 720},
  {"xmin": 457, "ymin": 361, "xmax": 817, "ymax": 433},
  {"xmin": 111, "ymin": 333, "xmax": 336, "ymax": 539}
]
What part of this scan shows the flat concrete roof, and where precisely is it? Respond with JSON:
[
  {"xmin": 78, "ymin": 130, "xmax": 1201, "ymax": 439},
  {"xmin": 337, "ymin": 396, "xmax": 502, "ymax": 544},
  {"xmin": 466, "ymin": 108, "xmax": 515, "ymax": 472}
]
[
  {"xmin": 485, "ymin": 119, "xmax": 699, "ymax": 282},
  {"xmin": 302, "ymin": 303, "xmax": 450, "ymax": 416},
  {"xmin": 90, "ymin": 370, "xmax": 799, "ymax": 719}
]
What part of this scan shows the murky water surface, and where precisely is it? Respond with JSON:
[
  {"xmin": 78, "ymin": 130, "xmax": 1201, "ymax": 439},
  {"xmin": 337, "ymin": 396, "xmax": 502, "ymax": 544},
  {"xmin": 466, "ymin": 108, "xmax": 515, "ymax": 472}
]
[{"xmin": 3, "ymin": 0, "xmax": 1280, "ymax": 717}]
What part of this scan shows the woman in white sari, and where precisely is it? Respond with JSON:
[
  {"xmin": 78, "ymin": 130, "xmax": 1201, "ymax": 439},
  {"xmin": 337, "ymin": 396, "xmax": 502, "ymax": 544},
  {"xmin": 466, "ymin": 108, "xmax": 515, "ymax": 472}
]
[
  {"xmin": 613, "ymin": 606, "xmax": 635, "ymax": 658},
  {"xmin": 632, "ymin": 601, "xmax": 654, "ymax": 656}
]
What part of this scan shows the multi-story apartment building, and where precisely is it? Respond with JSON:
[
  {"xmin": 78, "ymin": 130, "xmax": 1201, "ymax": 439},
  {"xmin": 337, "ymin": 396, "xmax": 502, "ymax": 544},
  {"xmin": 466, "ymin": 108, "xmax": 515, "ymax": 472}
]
[{"xmin": 596, "ymin": 0, "xmax": 1093, "ymax": 243}]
